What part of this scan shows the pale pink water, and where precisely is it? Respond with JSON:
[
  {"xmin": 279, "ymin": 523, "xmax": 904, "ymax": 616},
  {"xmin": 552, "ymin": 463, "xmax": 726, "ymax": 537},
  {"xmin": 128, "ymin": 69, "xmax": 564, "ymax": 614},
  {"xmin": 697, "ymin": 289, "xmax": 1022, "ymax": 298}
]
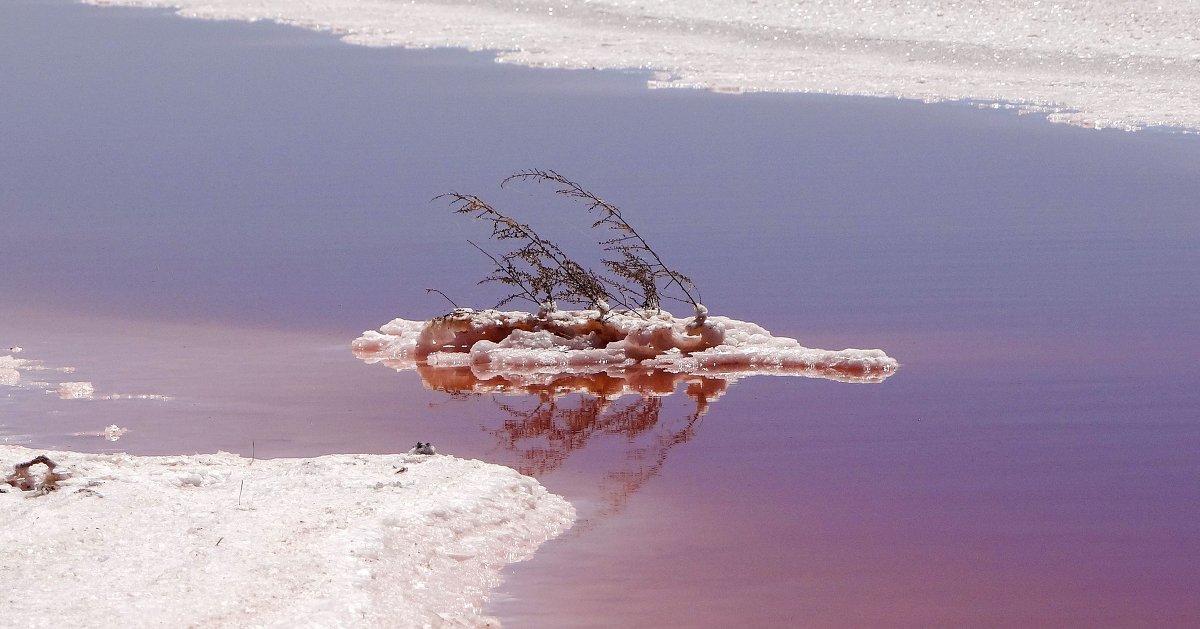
[{"xmin": 2, "ymin": 1, "xmax": 1197, "ymax": 626}]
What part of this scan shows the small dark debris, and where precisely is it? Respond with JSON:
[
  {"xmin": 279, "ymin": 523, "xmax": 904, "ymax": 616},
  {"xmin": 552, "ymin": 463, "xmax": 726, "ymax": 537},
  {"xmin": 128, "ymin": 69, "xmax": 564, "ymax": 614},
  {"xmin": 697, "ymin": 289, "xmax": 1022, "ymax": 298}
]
[
  {"xmin": 411, "ymin": 442, "xmax": 436, "ymax": 455},
  {"xmin": 14, "ymin": 454, "xmax": 56, "ymax": 472},
  {"xmin": 6, "ymin": 454, "xmax": 69, "ymax": 494}
]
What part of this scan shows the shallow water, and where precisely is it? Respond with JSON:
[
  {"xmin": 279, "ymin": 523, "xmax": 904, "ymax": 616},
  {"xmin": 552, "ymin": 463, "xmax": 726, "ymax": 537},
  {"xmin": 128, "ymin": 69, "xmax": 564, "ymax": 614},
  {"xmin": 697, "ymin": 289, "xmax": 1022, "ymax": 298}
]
[{"xmin": 3, "ymin": 1, "xmax": 1199, "ymax": 626}]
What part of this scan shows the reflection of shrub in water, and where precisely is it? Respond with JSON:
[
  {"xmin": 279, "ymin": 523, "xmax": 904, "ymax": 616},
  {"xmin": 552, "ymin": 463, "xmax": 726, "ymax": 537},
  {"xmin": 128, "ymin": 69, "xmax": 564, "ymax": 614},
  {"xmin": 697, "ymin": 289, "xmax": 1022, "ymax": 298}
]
[
  {"xmin": 418, "ymin": 364, "xmax": 725, "ymax": 525},
  {"xmin": 496, "ymin": 395, "xmax": 664, "ymax": 477},
  {"xmin": 458, "ymin": 371, "xmax": 727, "ymax": 528}
]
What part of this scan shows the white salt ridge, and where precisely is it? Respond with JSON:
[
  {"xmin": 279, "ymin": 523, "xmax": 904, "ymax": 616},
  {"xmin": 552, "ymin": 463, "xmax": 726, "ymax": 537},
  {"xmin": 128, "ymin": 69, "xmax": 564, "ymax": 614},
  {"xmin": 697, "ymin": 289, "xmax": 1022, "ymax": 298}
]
[
  {"xmin": 81, "ymin": 0, "xmax": 1200, "ymax": 131},
  {"xmin": 353, "ymin": 308, "xmax": 897, "ymax": 384},
  {"xmin": 0, "ymin": 445, "xmax": 574, "ymax": 628},
  {"xmin": 56, "ymin": 382, "xmax": 172, "ymax": 401}
]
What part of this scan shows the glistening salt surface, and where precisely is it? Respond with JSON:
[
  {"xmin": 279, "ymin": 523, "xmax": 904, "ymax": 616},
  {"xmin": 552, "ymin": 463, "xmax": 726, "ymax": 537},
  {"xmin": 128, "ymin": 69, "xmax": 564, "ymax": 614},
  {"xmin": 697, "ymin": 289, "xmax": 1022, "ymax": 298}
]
[
  {"xmin": 81, "ymin": 0, "xmax": 1200, "ymax": 130},
  {"xmin": 0, "ymin": 445, "xmax": 574, "ymax": 628}
]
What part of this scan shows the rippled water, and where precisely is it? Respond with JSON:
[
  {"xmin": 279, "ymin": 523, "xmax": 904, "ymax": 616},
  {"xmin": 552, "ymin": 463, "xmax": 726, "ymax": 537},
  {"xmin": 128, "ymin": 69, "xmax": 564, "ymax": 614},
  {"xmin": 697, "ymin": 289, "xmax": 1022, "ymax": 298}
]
[{"xmin": 2, "ymin": 1, "xmax": 1198, "ymax": 626}]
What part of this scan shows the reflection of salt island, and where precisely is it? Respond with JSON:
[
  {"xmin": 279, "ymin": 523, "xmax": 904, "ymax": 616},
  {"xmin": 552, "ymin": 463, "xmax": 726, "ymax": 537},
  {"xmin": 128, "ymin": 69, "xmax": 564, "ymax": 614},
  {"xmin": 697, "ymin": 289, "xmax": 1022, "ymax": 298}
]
[
  {"xmin": 365, "ymin": 354, "xmax": 726, "ymax": 531},
  {"xmin": 352, "ymin": 308, "xmax": 899, "ymax": 385},
  {"xmin": 354, "ymin": 308, "xmax": 897, "ymax": 529}
]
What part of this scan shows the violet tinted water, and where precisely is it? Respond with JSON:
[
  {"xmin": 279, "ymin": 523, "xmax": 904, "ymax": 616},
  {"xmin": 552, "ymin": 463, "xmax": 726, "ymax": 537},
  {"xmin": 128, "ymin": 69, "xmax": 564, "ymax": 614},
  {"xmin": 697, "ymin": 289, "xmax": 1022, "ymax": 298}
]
[{"xmin": 2, "ymin": 1, "xmax": 1198, "ymax": 626}]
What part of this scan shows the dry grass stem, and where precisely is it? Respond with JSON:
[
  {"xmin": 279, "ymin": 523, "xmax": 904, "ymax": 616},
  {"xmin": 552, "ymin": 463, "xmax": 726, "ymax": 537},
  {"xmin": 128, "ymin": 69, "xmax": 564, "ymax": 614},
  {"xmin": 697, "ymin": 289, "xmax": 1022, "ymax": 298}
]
[{"xmin": 436, "ymin": 172, "xmax": 703, "ymax": 319}]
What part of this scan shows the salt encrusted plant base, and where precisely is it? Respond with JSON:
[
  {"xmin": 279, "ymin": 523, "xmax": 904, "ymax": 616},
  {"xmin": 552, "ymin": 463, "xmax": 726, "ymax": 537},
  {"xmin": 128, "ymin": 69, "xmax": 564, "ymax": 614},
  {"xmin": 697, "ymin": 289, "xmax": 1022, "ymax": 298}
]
[{"xmin": 354, "ymin": 308, "xmax": 899, "ymax": 385}]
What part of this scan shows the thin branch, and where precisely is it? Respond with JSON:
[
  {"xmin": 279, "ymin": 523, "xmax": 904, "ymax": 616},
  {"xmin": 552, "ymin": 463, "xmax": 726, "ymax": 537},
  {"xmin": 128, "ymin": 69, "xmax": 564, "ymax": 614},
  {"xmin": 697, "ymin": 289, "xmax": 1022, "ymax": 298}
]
[
  {"xmin": 504, "ymin": 169, "xmax": 702, "ymax": 312},
  {"xmin": 437, "ymin": 173, "xmax": 704, "ymax": 318},
  {"xmin": 425, "ymin": 288, "xmax": 461, "ymax": 310},
  {"xmin": 438, "ymin": 192, "xmax": 628, "ymax": 313}
]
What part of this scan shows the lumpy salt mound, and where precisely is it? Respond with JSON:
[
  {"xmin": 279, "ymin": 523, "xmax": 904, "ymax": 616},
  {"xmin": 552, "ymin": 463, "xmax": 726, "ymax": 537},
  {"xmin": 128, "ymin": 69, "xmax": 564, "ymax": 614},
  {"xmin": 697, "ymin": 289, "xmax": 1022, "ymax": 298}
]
[{"xmin": 354, "ymin": 308, "xmax": 897, "ymax": 383}]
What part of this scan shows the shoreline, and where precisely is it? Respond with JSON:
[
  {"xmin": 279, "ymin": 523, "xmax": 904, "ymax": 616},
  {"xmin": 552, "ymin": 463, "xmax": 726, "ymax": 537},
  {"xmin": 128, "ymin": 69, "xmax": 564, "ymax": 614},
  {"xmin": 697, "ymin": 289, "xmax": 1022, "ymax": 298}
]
[
  {"xmin": 77, "ymin": 0, "xmax": 1200, "ymax": 132},
  {"xmin": 1, "ymin": 444, "xmax": 574, "ymax": 627}
]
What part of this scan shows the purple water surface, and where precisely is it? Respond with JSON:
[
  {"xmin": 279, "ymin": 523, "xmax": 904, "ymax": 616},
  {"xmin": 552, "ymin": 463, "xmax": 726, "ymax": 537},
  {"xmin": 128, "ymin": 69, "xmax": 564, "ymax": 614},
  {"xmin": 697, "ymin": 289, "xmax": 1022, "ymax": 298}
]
[{"xmin": 2, "ymin": 1, "xmax": 1198, "ymax": 626}]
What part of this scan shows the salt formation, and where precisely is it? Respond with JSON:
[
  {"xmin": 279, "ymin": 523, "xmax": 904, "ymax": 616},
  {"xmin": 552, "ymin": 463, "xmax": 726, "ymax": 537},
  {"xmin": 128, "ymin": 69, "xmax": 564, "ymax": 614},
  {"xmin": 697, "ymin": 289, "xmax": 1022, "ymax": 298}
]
[
  {"xmin": 383, "ymin": 171, "xmax": 898, "ymax": 385},
  {"xmin": 57, "ymin": 381, "xmax": 96, "ymax": 400},
  {"xmin": 69, "ymin": 424, "xmax": 131, "ymax": 441},
  {"xmin": 0, "ymin": 445, "xmax": 574, "ymax": 628},
  {"xmin": 82, "ymin": 0, "xmax": 1200, "ymax": 130},
  {"xmin": 354, "ymin": 308, "xmax": 898, "ymax": 385},
  {"xmin": 0, "ymin": 355, "xmax": 22, "ymax": 387},
  {"xmin": 0, "ymin": 349, "xmax": 170, "ymax": 402},
  {"xmin": 0, "ymin": 352, "xmax": 74, "ymax": 390}
]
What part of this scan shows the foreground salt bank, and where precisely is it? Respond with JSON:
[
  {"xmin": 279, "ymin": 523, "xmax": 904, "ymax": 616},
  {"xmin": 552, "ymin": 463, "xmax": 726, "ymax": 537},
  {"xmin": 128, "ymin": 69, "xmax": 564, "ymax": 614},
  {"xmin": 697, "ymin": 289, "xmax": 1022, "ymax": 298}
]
[{"xmin": 0, "ymin": 445, "xmax": 574, "ymax": 628}]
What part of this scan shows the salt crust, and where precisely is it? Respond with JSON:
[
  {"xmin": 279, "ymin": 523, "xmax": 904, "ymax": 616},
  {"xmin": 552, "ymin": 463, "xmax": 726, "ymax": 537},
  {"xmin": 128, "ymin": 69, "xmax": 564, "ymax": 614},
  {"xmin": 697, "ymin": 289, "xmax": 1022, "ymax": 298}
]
[
  {"xmin": 82, "ymin": 0, "xmax": 1200, "ymax": 131},
  {"xmin": 0, "ymin": 445, "xmax": 574, "ymax": 628},
  {"xmin": 353, "ymin": 309, "xmax": 898, "ymax": 385}
]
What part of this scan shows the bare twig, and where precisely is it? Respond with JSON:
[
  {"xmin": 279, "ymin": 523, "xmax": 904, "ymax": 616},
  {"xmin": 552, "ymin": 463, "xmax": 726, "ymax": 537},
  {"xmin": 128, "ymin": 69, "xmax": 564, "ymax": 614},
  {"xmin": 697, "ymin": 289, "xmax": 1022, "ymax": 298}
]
[
  {"xmin": 504, "ymin": 169, "xmax": 702, "ymax": 313},
  {"xmin": 436, "ymin": 192, "xmax": 623, "ymax": 314},
  {"xmin": 435, "ymin": 172, "xmax": 704, "ymax": 319},
  {"xmin": 425, "ymin": 288, "xmax": 461, "ymax": 310}
]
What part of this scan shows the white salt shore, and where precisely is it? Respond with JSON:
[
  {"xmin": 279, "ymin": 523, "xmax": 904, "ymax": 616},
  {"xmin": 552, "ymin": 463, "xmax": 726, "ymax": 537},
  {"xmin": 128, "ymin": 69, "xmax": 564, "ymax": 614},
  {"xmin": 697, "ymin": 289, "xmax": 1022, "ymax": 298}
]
[
  {"xmin": 0, "ymin": 445, "xmax": 574, "ymax": 628},
  {"xmin": 81, "ymin": 0, "xmax": 1200, "ymax": 131}
]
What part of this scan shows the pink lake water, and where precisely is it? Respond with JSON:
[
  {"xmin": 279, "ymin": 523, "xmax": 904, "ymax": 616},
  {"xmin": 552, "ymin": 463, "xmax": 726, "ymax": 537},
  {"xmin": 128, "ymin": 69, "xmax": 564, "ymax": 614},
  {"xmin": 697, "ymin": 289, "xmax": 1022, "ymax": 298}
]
[{"xmin": 2, "ymin": 1, "xmax": 1199, "ymax": 626}]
